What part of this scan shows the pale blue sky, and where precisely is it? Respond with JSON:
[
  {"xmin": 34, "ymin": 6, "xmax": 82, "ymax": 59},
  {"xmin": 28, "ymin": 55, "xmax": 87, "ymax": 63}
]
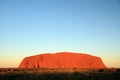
[{"xmin": 0, "ymin": 0, "xmax": 120, "ymax": 67}]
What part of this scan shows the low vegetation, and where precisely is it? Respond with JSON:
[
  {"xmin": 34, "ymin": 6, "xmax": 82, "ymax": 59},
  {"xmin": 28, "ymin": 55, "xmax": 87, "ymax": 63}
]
[{"xmin": 0, "ymin": 68, "xmax": 120, "ymax": 80}]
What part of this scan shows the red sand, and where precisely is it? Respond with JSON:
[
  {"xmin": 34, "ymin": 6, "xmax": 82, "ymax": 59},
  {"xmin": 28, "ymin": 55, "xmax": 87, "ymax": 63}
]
[{"xmin": 19, "ymin": 52, "xmax": 106, "ymax": 68}]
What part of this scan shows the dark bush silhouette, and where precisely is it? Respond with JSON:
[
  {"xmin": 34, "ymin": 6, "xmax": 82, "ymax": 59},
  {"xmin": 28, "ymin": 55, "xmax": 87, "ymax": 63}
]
[
  {"xmin": 98, "ymin": 69, "xmax": 104, "ymax": 72},
  {"xmin": 116, "ymin": 69, "xmax": 120, "ymax": 72}
]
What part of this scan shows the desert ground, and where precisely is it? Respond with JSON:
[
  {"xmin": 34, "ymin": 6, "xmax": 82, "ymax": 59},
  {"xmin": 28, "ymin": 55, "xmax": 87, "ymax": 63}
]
[{"xmin": 0, "ymin": 68, "xmax": 120, "ymax": 80}]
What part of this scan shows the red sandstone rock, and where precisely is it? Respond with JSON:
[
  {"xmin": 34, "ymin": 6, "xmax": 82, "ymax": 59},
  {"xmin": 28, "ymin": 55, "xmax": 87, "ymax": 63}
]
[{"xmin": 18, "ymin": 52, "xmax": 106, "ymax": 68}]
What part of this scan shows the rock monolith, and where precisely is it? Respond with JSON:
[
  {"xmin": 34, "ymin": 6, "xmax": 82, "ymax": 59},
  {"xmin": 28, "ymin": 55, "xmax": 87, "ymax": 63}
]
[{"xmin": 19, "ymin": 52, "xmax": 106, "ymax": 68}]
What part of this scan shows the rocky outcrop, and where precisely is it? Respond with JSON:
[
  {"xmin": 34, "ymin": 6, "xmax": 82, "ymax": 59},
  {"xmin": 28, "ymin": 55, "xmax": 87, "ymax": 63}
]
[{"xmin": 18, "ymin": 52, "xmax": 106, "ymax": 68}]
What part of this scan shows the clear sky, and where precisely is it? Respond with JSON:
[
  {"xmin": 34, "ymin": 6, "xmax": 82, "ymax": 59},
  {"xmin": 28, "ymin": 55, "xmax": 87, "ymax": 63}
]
[{"xmin": 0, "ymin": 0, "xmax": 120, "ymax": 68}]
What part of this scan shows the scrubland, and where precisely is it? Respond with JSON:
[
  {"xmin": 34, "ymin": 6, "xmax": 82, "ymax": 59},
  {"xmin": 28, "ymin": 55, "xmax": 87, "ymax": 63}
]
[{"xmin": 0, "ymin": 68, "xmax": 120, "ymax": 80}]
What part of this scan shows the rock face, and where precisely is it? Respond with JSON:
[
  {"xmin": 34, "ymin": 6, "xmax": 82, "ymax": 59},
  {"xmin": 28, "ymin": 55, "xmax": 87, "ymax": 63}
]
[{"xmin": 19, "ymin": 52, "xmax": 106, "ymax": 68}]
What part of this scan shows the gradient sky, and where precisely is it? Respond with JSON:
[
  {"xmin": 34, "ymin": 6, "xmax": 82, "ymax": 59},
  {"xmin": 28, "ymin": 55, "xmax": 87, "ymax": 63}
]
[{"xmin": 0, "ymin": 0, "xmax": 120, "ymax": 68}]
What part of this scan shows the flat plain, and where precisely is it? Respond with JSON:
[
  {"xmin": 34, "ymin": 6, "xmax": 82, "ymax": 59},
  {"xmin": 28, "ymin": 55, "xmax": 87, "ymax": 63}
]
[{"xmin": 0, "ymin": 68, "xmax": 120, "ymax": 80}]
